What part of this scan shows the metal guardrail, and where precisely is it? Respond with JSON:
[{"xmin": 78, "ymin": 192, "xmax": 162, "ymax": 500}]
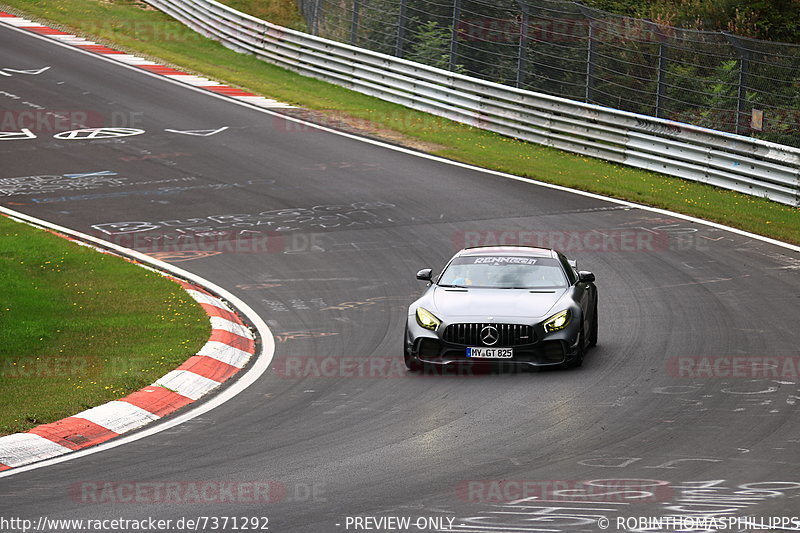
[
  {"xmin": 145, "ymin": 0, "xmax": 800, "ymax": 207},
  {"xmin": 297, "ymin": 0, "xmax": 800, "ymax": 147}
]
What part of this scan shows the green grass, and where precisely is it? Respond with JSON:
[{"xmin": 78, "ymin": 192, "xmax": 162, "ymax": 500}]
[
  {"xmin": 1, "ymin": 0, "xmax": 798, "ymax": 244},
  {"xmin": 0, "ymin": 215, "xmax": 209, "ymax": 435}
]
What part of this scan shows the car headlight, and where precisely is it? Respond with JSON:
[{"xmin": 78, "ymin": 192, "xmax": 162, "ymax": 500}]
[
  {"xmin": 543, "ymin": 309, "xmax": 571, "ymax": 333},
  {"xmin": 416, "ymin": 307, "xmax": 441, "ymax": 331}
]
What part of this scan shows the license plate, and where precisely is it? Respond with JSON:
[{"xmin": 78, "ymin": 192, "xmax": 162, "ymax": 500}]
[{"xmin": 466, "ymin": 347, "xmax": 513, "ymax": 359}]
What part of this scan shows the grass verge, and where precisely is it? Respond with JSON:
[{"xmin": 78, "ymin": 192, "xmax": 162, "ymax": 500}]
[
  {"xmin": 0, "ymin": 0, "xmax": 798, "ymax": 245},
  {"xmin": 0, "ymin": 215, "xmax": 209, "ymax": 435}
]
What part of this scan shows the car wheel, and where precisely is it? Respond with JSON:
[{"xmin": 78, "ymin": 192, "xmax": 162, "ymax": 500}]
[
  {"xmin": 588, "ymin": 296, "xmax": 598, "ymax": 348},
  {"xmin": 404, "ymin": 348, "xmax": 421, "ymax": 372}
]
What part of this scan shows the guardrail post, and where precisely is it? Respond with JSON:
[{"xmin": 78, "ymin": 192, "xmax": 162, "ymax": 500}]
[
  {"xmin": 350, "ymin": 0, "xmax": 360, "ymax": 45},
  {"xmin": 724, "ymin": 33, "xmax": 751, "ymax": 136},
  {"xmin": 449, "ymin": 0, "xmax": 462, "ymax": 71},
  {"xmin": 395, "ymin": 0, "xmax": 408, "ymax": 57},
  {"xmin": 516, "ymin": 3, "xmax": 529, "ymax": 88},
  {"xmin": 791, "ymin": 162, "xmax": 800, "ymax": 208}
]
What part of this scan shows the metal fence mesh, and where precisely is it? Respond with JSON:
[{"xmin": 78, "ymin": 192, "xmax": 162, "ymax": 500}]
[{"xmin": 296, "ymin": 0, "xmax": 800, "ymax": 147}]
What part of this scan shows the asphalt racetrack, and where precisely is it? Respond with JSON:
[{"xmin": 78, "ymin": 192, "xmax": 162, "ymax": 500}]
[{"xmin": 2, "ymin": 21, "xmax": 800, "ymax": 533}]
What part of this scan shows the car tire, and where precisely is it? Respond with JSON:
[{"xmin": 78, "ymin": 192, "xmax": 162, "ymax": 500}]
[{"xmin": 588, "ymin": 296, "xmax": 598, "ymax": 348}]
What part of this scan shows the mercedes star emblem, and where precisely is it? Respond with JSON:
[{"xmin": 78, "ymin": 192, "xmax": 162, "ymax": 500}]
[{"xmin": 480, "ymin": 325, "xmax": 499, "ymax": 346}]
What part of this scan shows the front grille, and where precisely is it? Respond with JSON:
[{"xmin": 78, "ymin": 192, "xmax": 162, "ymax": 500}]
[{"xmin": 443, "ymin": 323, "xmax": 535, "ymax": 346}]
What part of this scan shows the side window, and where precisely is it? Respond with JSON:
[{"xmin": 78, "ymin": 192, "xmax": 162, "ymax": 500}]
[{"xmin": 558, "ymin": 253, "xmax": 578, "ymax": 285}]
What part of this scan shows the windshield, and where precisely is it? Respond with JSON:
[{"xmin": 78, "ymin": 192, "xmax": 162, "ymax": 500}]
[{"xmin": 438, "ymin": 255, "xmax": 568, "ymax": 289}]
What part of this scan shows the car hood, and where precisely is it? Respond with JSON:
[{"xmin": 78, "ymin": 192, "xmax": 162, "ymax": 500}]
[{"xmin": 430, "ymin": 286, "xmax": 566, "ymax": 320}]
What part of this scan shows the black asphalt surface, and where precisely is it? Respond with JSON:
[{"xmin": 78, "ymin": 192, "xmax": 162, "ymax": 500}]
[{"xmin": 2, "ymin": 22, "xmax": 800, "ymax": 533}]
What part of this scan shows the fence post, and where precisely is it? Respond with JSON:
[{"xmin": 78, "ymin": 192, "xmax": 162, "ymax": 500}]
[
  {"xmin": 449, "ymin": 0, "xmax": 462, "ymax": 71},
  {"xmin": 350, "ymin": 0, "xmax": 360, "ymax": 45},
  {"xmin": 585, "ymin": 20, "xmax": 596, "ymax": 104},
  {"xmin": 311, "ymin": 0, "xmax": 322, "ymax": 36},
  {"xmin": 575, "ymin": 5, "xmax": 597, "ymax": 104},
  {"xmin": 646, "ymin": 21, "xmax": 668, "ymax": 118},
  {"xmin": 724, "ymin": 33, "xmax": 751, "ymax": 135},
  {"xmin": 395, "ymin": 0, "xmax": 408, "ymax": 57},
  {"xmin": 516, "ymin": 3, "xmax": 529, "ymax": 88}
]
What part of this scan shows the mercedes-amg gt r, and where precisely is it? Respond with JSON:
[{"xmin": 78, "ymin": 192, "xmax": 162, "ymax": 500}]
[{"xmin": 404, "ymin": 246, "xmax": 598, "ymax": 370}]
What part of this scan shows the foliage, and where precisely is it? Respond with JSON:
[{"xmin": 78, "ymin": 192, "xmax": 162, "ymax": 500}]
[
  {"xmin": 217, "ymin": 0, "xmax": 307, "ymax": 30},
  {"xmin": 581, "ymin": 0, "xmax": 800, "ymax": 44},
  {"xmin": 406, "ymin": 20, "xmax": 457, "ymax": 71}
]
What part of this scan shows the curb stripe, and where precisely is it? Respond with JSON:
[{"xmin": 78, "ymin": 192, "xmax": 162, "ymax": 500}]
[
  {"xmin": 205, "ymin": 86, "xmax": 257, "ymax": 97},
  {"xmin": 211, "ymin": 316, "xmax": 253, "ymax": 340},
  {"xmin": 197, "ymin": 340, "xmax": 252, "ymax": 368},
  {"xmin": 0, "ymin": 434, "xmax": 73, "ymax": 467},
  {"xmin": 186, "ymin": 289, "xmax": 227, "ymax": 309},
  {"xmin": 138, "ymin": 64, "xmax": 187, "ymax": 75},
  {"xmin": 181, "ymin": 282, "xmax": 214, "ymax": 296},
  {"xmin": 209, "ymin": 329, "xmax": 256, "ymax": 353},
  {"xmin": 176, "ymin": 355, "xmax": 241, "ymax": 383},
  {"xmin": 76, "ymin": 44, "xmax": 123, "ymax": 54},
  {"xmin": 28, "ymin": 418, "xmax": 118, "ymax": 451},
  {"xmin": 1, "ymin": 18, "xmax": 38, "ymax": 26},
  {"xmin": 120, "ymin": 387, "xmax": 194, "ymax": 417},
  {"xmin": 27, "ymin": 26, "xmax": 69, "ymax": 35},
  {"xmin": 75, "ymin": 401, "xmax": 161, "ymax": 435},
  {"xmin": 199, "ymin": 302, "xmax": 241, "ymax": 323},
  {"xmin": 154, "ymin": 370, "xmax": 222, "ymax": 401}
]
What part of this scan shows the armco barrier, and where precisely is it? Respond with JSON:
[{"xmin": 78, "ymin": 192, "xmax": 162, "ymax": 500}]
[{"xmin": 145, "ymin": 0, "xmax": 800, "ymax": 207}]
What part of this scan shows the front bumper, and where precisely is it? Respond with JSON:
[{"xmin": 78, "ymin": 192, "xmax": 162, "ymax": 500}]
[{"xmin": 405, "ymin": 316, "xmax": 582, "ymax": 368}]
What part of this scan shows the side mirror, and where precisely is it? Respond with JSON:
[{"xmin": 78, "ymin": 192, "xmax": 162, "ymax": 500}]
[
  {"xmin": 578, "ymin": 271, "xmax": 595, "ymax": 283},
  {"xmin": 416, "ymin": 268, "xmax": 433, "ymax": 281}
]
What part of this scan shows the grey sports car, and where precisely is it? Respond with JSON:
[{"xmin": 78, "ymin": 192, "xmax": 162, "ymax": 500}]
[{"xmin": 404, "ymin": 246, "xmax": 598, "ymax": 370}]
